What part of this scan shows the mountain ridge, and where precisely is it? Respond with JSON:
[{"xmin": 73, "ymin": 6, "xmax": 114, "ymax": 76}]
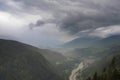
[
  {"xmin": 62, "ymin": 35, "xmax": 120, "ymax": 48},
  {"xmin": 0, "ymin": 39, "xmax": 63, "ymax": 80}
]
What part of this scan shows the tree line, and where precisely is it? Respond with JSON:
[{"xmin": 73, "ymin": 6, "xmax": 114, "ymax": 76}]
[{"xmin": 86, "ymin": 57, "xmax": 120, "ymax": 80}]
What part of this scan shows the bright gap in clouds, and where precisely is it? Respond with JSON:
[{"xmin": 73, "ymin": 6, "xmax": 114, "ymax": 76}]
[
  {"xmin": 89, "ymin": 25, "xmax": 120, "ymax": 38},
  {"xmin": 19, "ymin": 23, "xmax": 78, "ymax": 47},
  {"xmin": 0, "ymin": 11, "xmax": 23, "ymax": 31},
  {"xmin": 0, "ymin": 11, "xmax": 76, "ymax": 47}
]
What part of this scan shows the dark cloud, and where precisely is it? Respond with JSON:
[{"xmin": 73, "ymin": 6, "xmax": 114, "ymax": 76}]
[
  {"xmin": 1, "ymin": 0, "xmax": 120, "ymax": 47},
  {"xmin": 59, "ymin": 11, "xmax": 120, "ymax": 34},
  {"xmin": 13, "ymin": 0, "xmax": 59, "ymax": 12},
  {"xmin": 56, "ymin": 0, "xmax": 120, "ymax": 34},
  {"xmin": 35, "ymin": 20, "xmax": 45, "ymax": 26},
  {"xmin": 29, "ymin": 20, "xmax": 46, "ymax": 29},
  {"xmin": 2, "ymin": 0, "xmax": 120, "ymax": 35}
]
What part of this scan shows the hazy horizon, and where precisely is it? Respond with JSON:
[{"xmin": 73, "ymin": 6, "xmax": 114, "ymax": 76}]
[{"xmin": 0, "ymin": 0, "xmax": 120, "ymax": 47}]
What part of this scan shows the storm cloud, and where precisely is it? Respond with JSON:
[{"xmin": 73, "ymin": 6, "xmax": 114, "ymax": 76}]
[
  {"xmin": 14, "ymin": 0, "xmax": 120, "ymax": 35},
  {"xmin": 0, "ymin": 0, "xmax": 120, "ymax": 46}
]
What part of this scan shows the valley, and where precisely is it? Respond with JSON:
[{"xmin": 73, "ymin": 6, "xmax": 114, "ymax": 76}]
[
  {"xmin": 0, "ymin": 34, "xmax": 120, "ymax": 80},
  {"xmin": 1, "ymin": 0, "xmax": 120, "ymax": 80}
]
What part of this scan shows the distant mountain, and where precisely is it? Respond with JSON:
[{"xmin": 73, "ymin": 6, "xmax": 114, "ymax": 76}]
[
  {"xmin": 62, "ymin": 35, "xmax": 120, "ymax": 48},
  {"xmin": 61, "ymin": 35, "xmax": 120, "ymax": 80},
  {"xmin": 96, "ymin": 35, "xmax": 120, "ymax": 47},
  {"xmin": 62, "ymin": 37, "xmax": 101, "ymax": 48},
  {"xmin": 0, "ymin": 39, "xmax": 63, "ymax": 80}
]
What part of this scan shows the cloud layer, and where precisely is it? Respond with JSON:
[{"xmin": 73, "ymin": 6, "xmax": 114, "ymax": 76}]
[
  {"xmin": 1, "ymin": 0, "xmax": 120, "ymax": 34},
  {"xmin": 17, "ymin": 0, "xmax": 120, "ymax": 34},
  {"xmin": 0, "ymin": 0, "xmax": 120, "ymax": 47}
]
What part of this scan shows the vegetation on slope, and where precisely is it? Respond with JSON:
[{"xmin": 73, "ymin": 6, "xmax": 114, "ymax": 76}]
[
  {"xmin": 86, "ymin": 57, "xmax": 120, "ymax": 80},
  {"xmin": 0, "ymin": 39, "xmax": 63, "ymax": 80}
]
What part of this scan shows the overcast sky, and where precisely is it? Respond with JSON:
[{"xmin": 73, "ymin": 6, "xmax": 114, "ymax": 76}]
[{"xmin": 0, "ymin": 0, "xmax": 120, "ymax": 47}]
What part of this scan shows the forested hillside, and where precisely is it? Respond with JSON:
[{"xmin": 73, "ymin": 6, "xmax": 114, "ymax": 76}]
[
  {"xmin": 86, "ymin": 57, "xmax": 120, "ymax": 80},
  {"xmin": 0, "ymin": 39, "xmax": 63, "ymax": 80}
]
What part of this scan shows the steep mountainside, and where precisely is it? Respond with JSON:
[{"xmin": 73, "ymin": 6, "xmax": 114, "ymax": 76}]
[
  {"xmin": 96, "ymin": 35, "xmax": 120, "ymax": 47},
  {"xmin": 0, "ymin": 39, "xmax": 63, "ymax": 80},
  {"xmin": 85, "ymin": 56, "xmax": 120, "ymax": 80},
  {"xmin": 80, "ymin": 46, "xmax": 120, "ymax": 80},
  {"xmin": 62, "ymin": 37, "xmax": 101, "ymax": 48},
  {"xmin": 62, "ymin": 35, "xmax": 120, "ymax": 48},
  {"xmin": 36, "ymin": 49, "xmax": 67, "ymax": 65}
]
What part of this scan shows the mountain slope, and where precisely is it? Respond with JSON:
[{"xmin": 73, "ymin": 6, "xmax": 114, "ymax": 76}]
[
  {"xmin": 85, "ymin": 56, "xmax": 120, "ymax": 80},
  {"xmin": 80, "ymin": 46, "xmax": 120, "ymax": 80},
  {"xmin": 96, "ymin": 35, "xmax": 120, "ymax": 47},
  {"xmin": 62, "ymin": 35, "xmax": 120, "ymax": 48},
  {"xmin": 35, "ymin": 49, "xmax": 67, "ymax": 65},
  {"xmin": 0, "ymin": 39, "xmax": 63, "ymax": 80},
  {"xmin": 62, "ymin": 37, "xmax": 101, "ymax": 48}
]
